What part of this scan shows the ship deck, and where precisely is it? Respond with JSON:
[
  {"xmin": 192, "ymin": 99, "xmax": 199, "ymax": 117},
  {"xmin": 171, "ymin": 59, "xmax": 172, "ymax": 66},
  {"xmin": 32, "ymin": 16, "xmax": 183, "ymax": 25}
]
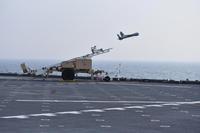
[{"xmin": 0, "ymin": 77, "xmax": 200, "ymax": 133}]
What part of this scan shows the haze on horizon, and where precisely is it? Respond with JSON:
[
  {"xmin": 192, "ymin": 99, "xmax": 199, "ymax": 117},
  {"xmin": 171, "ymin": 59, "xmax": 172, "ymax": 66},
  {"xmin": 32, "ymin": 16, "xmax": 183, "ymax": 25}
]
[{"xmin": 0, "ymin": 0, "xmax": 200, "ymax": 62}]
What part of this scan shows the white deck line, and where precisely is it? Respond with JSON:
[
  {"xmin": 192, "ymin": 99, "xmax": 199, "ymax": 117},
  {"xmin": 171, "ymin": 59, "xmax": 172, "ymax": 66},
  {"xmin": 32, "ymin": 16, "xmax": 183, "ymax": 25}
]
[
  {"xmin": 16, "ymin": 100, "xmax": 200, "ymax": 104},
  {"xmin": 1, "ymin": 101, "xmax": 200, "ymax": 119}
]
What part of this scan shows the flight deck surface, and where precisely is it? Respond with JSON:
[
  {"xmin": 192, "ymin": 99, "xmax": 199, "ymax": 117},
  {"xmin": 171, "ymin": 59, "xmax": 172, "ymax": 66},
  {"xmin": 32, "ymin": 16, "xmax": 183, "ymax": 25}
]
[{"xmin": 0, "ymin": 78, "xmax": 199, "ymax": 133}]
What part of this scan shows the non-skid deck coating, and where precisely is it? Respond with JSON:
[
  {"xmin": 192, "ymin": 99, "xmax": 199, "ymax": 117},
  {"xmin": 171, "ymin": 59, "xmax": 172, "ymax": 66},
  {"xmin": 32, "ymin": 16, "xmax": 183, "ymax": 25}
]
[{"xmin": 0, "ymin": 79, "xmax": 200, "ymax": 133}]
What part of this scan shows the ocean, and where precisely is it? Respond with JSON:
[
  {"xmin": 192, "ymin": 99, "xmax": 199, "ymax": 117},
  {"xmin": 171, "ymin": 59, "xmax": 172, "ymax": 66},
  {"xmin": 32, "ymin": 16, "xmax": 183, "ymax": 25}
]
[{"xmin": 0, "ymin": 59, "xmax": 200, "ymax": 81}]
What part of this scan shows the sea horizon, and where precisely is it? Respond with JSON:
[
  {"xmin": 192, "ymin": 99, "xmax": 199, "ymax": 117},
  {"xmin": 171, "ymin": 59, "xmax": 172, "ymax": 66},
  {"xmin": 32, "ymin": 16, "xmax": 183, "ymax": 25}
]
[{"xmin": 0, "ymin": 59, "xmax": 200, "ymax": 81}]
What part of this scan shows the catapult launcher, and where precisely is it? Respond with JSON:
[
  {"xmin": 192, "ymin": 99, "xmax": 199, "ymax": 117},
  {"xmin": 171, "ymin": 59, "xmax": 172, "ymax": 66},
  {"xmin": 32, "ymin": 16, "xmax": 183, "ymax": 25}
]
[{"xmin": 21, "ymin": 46, "xmax": 112, "ymax": 80}]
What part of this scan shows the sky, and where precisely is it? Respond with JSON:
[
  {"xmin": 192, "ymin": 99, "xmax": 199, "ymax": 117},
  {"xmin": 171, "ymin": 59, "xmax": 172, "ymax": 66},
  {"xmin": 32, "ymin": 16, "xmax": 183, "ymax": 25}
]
[{"xmin": 0, "ymin": 0, "xmax": 200, "ymax": 62}]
